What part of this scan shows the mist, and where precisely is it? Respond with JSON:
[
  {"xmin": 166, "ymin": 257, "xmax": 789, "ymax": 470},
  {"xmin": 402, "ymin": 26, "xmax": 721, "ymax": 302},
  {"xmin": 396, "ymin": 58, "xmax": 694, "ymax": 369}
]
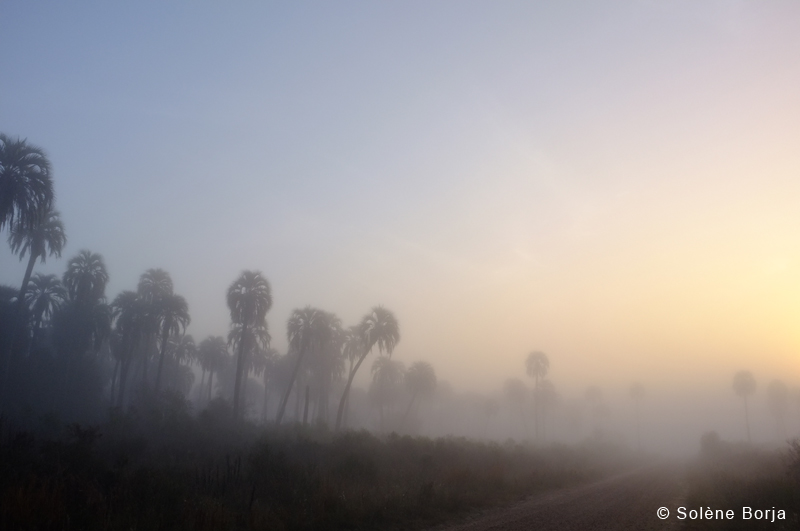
[{"xmin": 2, "ymin": 2, "xmax": 800, "ymax": 529}]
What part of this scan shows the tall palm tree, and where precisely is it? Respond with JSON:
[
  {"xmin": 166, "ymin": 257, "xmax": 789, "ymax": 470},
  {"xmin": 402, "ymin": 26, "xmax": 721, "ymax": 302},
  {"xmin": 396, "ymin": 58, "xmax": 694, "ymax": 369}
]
[
  {"xmin": 227, "ymin": 271, "xmax": 272, "ymax": 419},
  {"xmin": 733, "ymin": 370, "xmax": 757, "ymax": 444},
  {"xmin": 136, "ymin": 269, "xmax": 173, "ymax": 386},
  {"xmin": 525, "ymin": 351, "xmax": 549, "ymax": 441},
  {"xmin": 153, "ymin": 293, "xmax": 190, "ymax": 393},
  {"xmin": 0, "ymin": 133, "xmax": 54, "ymax": 233},
  {"xmin": 335, "ymin": 306, "xmax": 400, "ymax": 431},
  {"xmin": 401, "ymin": 361, "xmax": 437, "ymax": 429},
  {"xmin": 629, "ymin": 383, "xmax": 645, "ymax": 451},
  {"xmin": 24, "ymin": 273, "xmax": 67, "ymax": 351}
]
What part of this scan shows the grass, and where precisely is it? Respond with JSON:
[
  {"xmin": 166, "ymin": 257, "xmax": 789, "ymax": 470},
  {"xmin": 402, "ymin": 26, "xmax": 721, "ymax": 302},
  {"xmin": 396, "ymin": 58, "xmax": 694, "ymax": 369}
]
[
  {"xmin": 681, "ymin": 433, "xmax": 800, "ymax": 531},
  {"xmin": 0, "ymin": 395, "xmax": 630, "ymax": 531}
]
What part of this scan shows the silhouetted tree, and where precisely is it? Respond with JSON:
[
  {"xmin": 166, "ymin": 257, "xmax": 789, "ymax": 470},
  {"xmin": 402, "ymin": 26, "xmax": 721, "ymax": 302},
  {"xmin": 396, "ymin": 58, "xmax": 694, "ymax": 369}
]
[
  {"xmin": 226, "ymin": 271, "xmax": 272, "ymax": 419},
  {"xmin": 525, "ymin": 351, "xmax": 549, "ymax": 441},
  {"xmin": 111, "ymin": 290, "xmax": 147, "ymax": 407},
  {"xmin": 335, "ymin": 306, "xmax": 400, "ymax": 431},
  {"xmin": 153, "ymin": 293, "xmax": 190, "ymax": 393},
  {"xmin": 228, "ymin": 321, "xmax": 269, "ymax": 416},
  {"xmin": 0, "ymin": 133, "xmax": 54, "ymax": 234},
  {"xmin": 401, "ymin": 361, "xmax": 437, "ymax": 430},
  {"xmin": 197, "ymin": 336, "xmax": 228, "ymax": 402},
  {"xmin": 369, "ymin": 357, "xmax": 405, "ymax": 432},
  {"xmin": 732, "ymin": 370, "xmax": 756, "ymax": 443},
  {"xmin": 23, "ymin": 273, "xmax": 66, "ymax": 354}
]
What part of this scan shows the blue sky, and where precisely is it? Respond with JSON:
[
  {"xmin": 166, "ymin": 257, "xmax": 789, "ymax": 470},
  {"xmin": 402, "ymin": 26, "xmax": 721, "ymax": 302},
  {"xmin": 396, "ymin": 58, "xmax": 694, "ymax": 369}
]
[{"xmin": 3, "ymin": 2, "xmax": 800, "ymax": 402}]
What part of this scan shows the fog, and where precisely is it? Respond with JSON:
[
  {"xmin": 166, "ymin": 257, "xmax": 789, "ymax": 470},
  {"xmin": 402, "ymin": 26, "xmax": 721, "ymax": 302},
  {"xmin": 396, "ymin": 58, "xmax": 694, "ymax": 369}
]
[{"xmin": 2, "ymin": 1, "xmax": 800, "ymax": 460}]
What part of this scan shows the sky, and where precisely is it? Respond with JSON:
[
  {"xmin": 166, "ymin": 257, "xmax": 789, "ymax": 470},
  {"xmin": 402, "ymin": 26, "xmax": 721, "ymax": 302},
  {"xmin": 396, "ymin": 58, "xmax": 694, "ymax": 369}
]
[{"xmin": 2, "ymin": 1, "xmax": 800, "ymax": 416}]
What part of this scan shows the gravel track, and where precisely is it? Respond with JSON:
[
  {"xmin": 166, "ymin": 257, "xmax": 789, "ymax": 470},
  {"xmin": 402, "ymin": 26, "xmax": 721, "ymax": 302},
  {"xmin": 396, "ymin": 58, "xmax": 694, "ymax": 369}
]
[{"xmin": 428, "ymin": 466, "xmax": 685, "ymax": 531}]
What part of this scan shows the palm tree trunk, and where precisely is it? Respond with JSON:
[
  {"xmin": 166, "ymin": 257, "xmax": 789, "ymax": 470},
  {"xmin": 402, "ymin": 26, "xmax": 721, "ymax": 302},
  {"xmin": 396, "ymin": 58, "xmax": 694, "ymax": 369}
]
[
  {"xmin": 154, "ymin": 325, "xmax": 170, "ymax": 393},
  {"xmin": 303, "ymin": 385, "xmax": 310, "ymax": 425},
  {"xmin": 1, "ymin": 251, "xmax": 38, "ymax": 411},
  {"xmin": 208, "ymin": 370, "xmax": 214, "ymax": 402},
  {"xmin": 232, "ymin": 322, "xmax": 249, "ymax": 419},
  {"xmin": 335, "ymin": 351, "xmax": 369, "ymax": 432},
  {"xmin": 276, "ymin": 348, "xmax": 308, "ymax": 425},
  {"xmin": 401, "ymin": 390, "xmax": 418, "ymax": 431}
]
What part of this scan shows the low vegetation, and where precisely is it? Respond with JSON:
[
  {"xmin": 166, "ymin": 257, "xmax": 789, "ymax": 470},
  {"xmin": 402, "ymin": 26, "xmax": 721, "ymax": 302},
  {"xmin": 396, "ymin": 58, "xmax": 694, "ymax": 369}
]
[
  {"xmin": 682, "ymin": 432, "xmax": 800, "ymax": 531},
  {"xmin": 0, "ymin": 394, "xmax": 630, "ymax": 531}
]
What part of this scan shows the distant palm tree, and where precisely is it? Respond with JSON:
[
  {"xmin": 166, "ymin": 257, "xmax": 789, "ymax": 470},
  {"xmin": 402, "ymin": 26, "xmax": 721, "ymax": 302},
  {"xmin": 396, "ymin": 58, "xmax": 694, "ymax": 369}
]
[
  {"xmin": 629, "ymin": 383, "xmax": 645, "ymax": 451},
  {"xmin": 197, "ymin": 336, "xmax": 229, "ymax": 402},
  {"xmin": 277, "ymin": 307, "xmax": 326, "ymax": 425},
  {"xmin": 401, "ymin": 361, "xmax": 437, "ymax": 429},
  {"xmin": 732, "ymin": 370, "xmax": 757, "ymax": 443},
  {"xmin": 63, "ymin": 250, "xmax": 109, "ymax": 306},
  {"xmin": 136, "ymin": 269, "xmax": 174, "ymax": 386},
  {"xmin": 153, "ymin": 293, "xmax": 190, "ymax": 393},
  {"xmin": 227, "ymin": 271, "xmax": 272, "ymax": 419},
  {"xmin": 766, "ymin": 379, "xmax": 788, "ymax": 440},
  {"xmin": 369, "ymin": 357, "xmax": 405, "ymax": 432},
  {"xmin": 335, "ymin": 306, "xmax": 400, "ymax": 431},
  {"xmin": 24, "ymin": 273, "xmax": 67, "ymax": 352},
  {"xmin": 111, "ymin": 290, "xmax": 147, "ymax": 407},
  {"xmin": 525, "ymin": 351, "xmax": 549, "ymax": 441},
  {"xmin": 0, "ymin": 133, "xmax": 54, "ymax": 233}
]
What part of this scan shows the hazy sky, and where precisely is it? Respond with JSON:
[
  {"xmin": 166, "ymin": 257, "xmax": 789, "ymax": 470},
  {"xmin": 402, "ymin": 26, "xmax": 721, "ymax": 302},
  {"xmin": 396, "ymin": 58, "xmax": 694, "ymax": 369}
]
[{"xmin": 2, "ymin": 1, "xmax": 799, "ymax": 400}]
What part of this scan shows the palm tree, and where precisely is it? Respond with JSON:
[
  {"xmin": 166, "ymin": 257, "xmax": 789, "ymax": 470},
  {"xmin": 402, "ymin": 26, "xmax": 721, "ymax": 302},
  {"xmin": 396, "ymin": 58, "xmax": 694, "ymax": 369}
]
[
  {"xmin": 197, "ymin": 335, "xmax": 228, "ymax": 402},
  {"xmin": 401, "ymin": 361, "xmax": 437, "ymax": 430},
  {"xmin": 227, "ymin": 271, "xmax": 272, "ymax": 419},
  {"xmin": 369, "ymin": 356, "xmax": 405, "ymax": 432},
  {"xmin": 153, "ymin": 293, "xmax": 190, "ymax": 393},
  {"xmin": 0, "ymin": 133, "xmax": 54, "ymax": 233},
  {"xmin": 732, "ymin": 370, "xmax": 756, "ymax": 443},
  {"xmin": 8, "ymin": 208, "xmax": 66, "ymax": 314},
  {"xmin": 24, "ymin": 273, "xmax": 67, "ymax": 352},
  {"xmin": 111, "ymin": 290, "xmax": 147, "ymax": 408},
  {"xmin": 766, "ymin": 379, "xmax": 788, "ymax": 440},
  {"xmin": 228, "ymin": 321, "xmax": 270, "ymax": 415},
  {"xmin": 335, "ymin": 306, "xmax": 400, "ymax": 431},
  {"xmin": 63, "ymin": 250, "xmax": 109, "ymax": 306},
  {"xmin": 525, "ymin": 351, "xmax": 549, "ymax": 441},
  {"xmin": 277, "ymin": 307, "xmax": 323, "ymax": 425},
  {"xmin": 629, "ymin": 383, "xmax": 645, "ymax": 452}
]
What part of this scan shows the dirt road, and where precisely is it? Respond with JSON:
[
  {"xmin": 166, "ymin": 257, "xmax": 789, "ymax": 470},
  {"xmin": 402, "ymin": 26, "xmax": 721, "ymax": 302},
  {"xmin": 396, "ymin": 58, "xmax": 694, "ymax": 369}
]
[{"xmin": 429, "ymin": 466, "xmax": 685, "ymax": 531}]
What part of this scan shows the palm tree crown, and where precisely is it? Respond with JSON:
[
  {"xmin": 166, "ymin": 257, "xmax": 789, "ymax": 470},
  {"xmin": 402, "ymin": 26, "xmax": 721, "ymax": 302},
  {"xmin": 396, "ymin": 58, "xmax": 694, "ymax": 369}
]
[
  {"xmin": 227, "ymin": 271, "xmax": 272, "ymax": 327},
  {"xmin": 63, "ymin": 250, "xmax": 109, "ymax": 305},
  {"xmin": 359, "ymin": 306, "xmax": 400, "ymax": 356},
  {"xmin": 8, "ymin": 208, "xmax": 66, "ymax": 265},
  {"xmin": 0, "ymin": 134, "xmax": 54, "ymax": 233}
]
